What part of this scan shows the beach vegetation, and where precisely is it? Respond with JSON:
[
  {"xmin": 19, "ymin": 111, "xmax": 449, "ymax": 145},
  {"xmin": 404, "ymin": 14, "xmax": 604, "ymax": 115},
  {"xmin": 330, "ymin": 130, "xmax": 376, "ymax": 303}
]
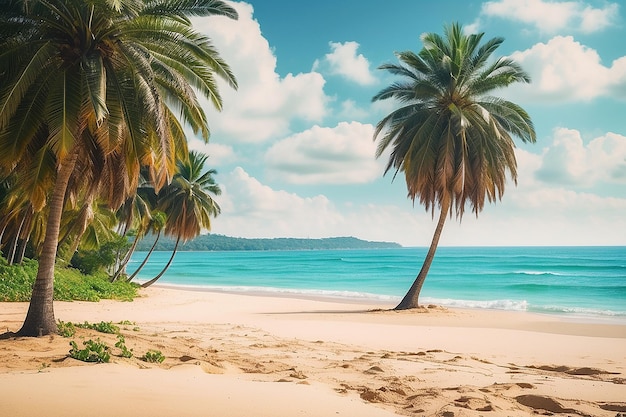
[
  {"xmin": 70, "ymin": 234, "xmax": 131, "ymax": 276},
  {"xmin": 57, "ymin": 321, "xmax": 76, "ymax": 338},
  {"xmin": 142, "ymin": 349, "xmax": 165, "ymax": 363},
  {"xmin": 69, "ymin": 339, "xmax": 111, "ymax": 363},
  {"xmin": 373, "ymin": 23, "xmax": 536, "ymax": 309},
  {"xmin": 0, "ymin": 0, "xmax": 237, "ymax": 336},
  {"xmin": 76, "ymin": 321, "xmax": 120, "ymax": 335},
  {"xmin": 0, "ymin": 257, "xmax": 138, "ymax": 302},
  {"xmin": 115, "ymin": 334, "xmax": 134, "ymax": 358}
]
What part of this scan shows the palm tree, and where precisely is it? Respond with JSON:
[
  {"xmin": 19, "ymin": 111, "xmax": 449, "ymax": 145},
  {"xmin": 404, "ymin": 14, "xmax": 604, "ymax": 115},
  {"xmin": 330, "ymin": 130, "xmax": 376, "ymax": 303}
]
[
  {"xmin": 373, "ymin": 23, "xmax": 535, "ymax": 310},
  {"xmin": 0, "ymin": 0, "xmax": 237, "ymax": 335},
  {"xmin": 141, "ymin": 151, "xmax": 221, "ymax": 288},
  {"xmin": 124, "ymin": 210, "xmax": 166, "ymax": 283}
]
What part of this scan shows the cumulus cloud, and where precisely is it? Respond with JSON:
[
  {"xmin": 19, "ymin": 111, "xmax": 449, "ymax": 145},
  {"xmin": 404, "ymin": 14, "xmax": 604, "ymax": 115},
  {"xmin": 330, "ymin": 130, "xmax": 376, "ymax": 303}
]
[
  {"xmin": 209, "ymin": 167, "xmax": 427, "ymax": 245},
  {"xmin": 481, "ymin": 0, "xmax": 619, "ymax": 33},
  {"xmin": 313, "ymin": 41, "xmax": 377, "ymax": 85},
  {"xmin": 191, "ymin": 2, "xmax": 329, "ymax": 143},
  {"xmin": 210, "ymin": 167, "xmax": 343, "ymax": 238},
  {"xmin": 536, "ymin": 128, "xmax": 626, "ymax": 186},
  {"xmin": 186, "ymin": 139, "xmax": 237, "ymax": 167},
  {"xmin": 508, "ymin": 36, "xmax": 626, "ymax": 102},
  {"xmin": 264, "ymin": 122, "xmax": 381, "ymax": 184}
]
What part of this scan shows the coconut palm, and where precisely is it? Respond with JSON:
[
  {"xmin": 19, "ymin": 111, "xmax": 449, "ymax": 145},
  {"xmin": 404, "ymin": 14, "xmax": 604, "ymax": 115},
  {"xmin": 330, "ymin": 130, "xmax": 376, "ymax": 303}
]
[
  {"xmin": 124, "ymin": 210, "xmax": 166, "ymax": 283},
  {"xmin": 373, "ymin": 23, "xmax": 535, "ymax": 310},
  {"xmin": 141, "ymin": 151, "xmax": 221, "ymax": 288},
  {"xmin": 0, "ymin": 0, "xmax": 237, "ymax": 335}
]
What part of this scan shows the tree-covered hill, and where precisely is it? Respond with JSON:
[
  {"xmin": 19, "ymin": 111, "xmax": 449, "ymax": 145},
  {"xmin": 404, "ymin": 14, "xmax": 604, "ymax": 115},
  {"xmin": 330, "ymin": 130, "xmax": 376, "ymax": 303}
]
[{"xmin": 134, "ymin": 234, "xmax": 401, "ymax": 251}]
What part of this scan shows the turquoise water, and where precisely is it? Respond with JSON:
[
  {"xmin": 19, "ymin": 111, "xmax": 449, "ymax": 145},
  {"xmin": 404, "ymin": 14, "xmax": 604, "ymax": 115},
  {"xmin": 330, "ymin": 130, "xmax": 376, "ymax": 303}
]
[{"xmin": 129, "ymin": 246, "xmax": 626, "ymax": 320}]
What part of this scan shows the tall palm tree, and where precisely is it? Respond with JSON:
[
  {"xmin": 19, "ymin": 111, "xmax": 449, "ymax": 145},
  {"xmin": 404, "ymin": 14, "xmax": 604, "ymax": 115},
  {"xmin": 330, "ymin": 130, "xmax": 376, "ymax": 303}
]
[
  {"xmin": 141, "ymin": 151, "xmax": 221, "ymax": 288},
  {"xmin": 373, "ymin": 23, "xmax": 535, "ymax": 310},
  {"xmin": 0, "ymin": 0, "xmax": 237, "ymax": 335}
]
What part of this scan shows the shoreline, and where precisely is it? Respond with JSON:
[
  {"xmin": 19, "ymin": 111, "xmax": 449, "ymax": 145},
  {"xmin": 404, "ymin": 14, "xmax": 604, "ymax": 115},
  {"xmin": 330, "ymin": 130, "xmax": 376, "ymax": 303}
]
[
  {"xmin": 151, "ymin": 282, "xmax": 626, "ymax": 326},
  {"xmin": 1, "ymin": 286, "xmax": 625, "ymax": 416}
]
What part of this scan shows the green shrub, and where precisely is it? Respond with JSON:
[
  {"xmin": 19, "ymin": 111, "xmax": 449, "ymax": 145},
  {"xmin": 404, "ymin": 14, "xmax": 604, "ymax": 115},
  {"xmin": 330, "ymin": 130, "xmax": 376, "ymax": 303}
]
[
  {"xmin": 57, "ymin": 320, "xmax": 76, "ymax": 338},
  {"xmin": 142, "ymin": 350, "xmax": 165, "ymax": 363},
  {"xmin": 115, "ymin": 334, "xmax": 133, "ymax": 358},
  {"xmin": 76, "ymin": 321, "xmax": 120, "ymax": 334},
  {"xmin": 69, "ymin": 339, "xmax": 111, "ymax": 363},
  {"xmin": 70, "ymin": 235, "xmax": 130, "ymax": 275},
  {"xmin": 0, "ymin": 258, "xmax": 39, "ymax": 301},
  {"xmin": 0, "ymin": 259, "xmax": 138, "ymax": 302}
]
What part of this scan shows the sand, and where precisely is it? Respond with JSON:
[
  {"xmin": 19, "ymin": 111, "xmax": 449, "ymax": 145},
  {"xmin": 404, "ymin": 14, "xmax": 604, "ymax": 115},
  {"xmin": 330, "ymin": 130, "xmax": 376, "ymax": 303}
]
[{"xmin": 1, "ymin": 286, "xmax": 625, "ymax": 417}]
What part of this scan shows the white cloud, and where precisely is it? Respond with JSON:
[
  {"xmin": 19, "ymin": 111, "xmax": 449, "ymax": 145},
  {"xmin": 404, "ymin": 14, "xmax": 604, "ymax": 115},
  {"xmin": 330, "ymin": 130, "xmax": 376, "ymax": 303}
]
[
  {"xmin": 432, "ymin": 142, "xmax": 626, "ymax": 246},
  {"xmin": 337, "ymin": 99, "xmax": 370, "ymax": 121},
  {"xmin": 264, "ymin": 122, "xmax": 381, "ymax": 185},
  {"xmin": 536, "ymin": 128, "xmax": 626, "ymax": 186},
  {"xmin": 210, "ymin": 167, "xmax": 427, "ymax": 246},
  {"xmin": 191, "ymin": 2, "xmax": 329, "ymax": 143},
  {"xmin": 210, "ymin": 167, "xmax": 346, "ymax": 239},
  {"xmin": 313, "ymin": 41, "xmax": 377, "ymax": 85},
  {"xmin": 508, "ymin": 36, "xmax": 626, "ymax": 102},
  {"xmin": 187, "ymin": 139, "xmax": 236, "ymax": 166},
  {"xmin": 481, "ymin": 0, "xmax": 619, "ymax": 33}
]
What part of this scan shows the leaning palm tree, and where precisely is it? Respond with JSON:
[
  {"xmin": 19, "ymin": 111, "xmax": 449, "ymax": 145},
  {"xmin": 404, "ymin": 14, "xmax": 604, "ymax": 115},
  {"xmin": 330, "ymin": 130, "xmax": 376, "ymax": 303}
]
[
  {"xmin": 140, "ymin": 151, "xmax": 221, "ymax": 288},
  {"xmin": 373, "ymin": 23, "xmax": 535, "ymax": 310},
  {"xmin": 0, "ymin": 0, "xmax": 237, "ymax": 335},
  {"xmin": 123, "ymin": 210, "xmax": 166, "ymax": 283}
]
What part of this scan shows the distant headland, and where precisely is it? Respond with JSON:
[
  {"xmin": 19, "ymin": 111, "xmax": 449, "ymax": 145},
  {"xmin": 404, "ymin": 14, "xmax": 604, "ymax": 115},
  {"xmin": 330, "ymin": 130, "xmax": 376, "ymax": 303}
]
[{"xmin": 134, "ymin": 234, "xmax": 402, "ymax": 251}]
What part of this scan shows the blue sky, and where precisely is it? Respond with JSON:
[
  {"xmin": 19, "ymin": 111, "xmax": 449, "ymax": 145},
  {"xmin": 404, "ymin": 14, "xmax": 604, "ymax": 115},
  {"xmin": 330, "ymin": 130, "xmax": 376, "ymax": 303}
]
[{"xmin": 188, "ymin": 0, "xmax": 626, "ymax": 247}]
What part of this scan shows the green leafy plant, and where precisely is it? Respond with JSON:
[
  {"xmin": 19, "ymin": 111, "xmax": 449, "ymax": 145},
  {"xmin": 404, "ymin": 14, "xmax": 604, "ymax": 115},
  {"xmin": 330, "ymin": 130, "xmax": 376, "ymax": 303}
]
[
  {"xmin": 115, "ymin": 334, "xmax": 133, "ymax": 358},
  {"xmin": 57, "ymin": 320, "xmax": 76, "ymax": 338},
  {"xmin": 142, "ymin": 350, "xmax": 165, "ymax": 363},
  {"xmin": 69, "ymin": 339, "xmax": 111, "ymax": 363},
  {"xmin": 0, "ymin": 258, "xmax": 138, "ymax": 302},
  {"xmin": 76, "ymin": 321, "xmax": 119, "ymax": 334}
]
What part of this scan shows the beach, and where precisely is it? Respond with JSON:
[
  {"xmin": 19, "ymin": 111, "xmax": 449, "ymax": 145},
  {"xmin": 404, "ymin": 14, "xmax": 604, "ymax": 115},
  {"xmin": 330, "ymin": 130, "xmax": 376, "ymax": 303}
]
[{"xmin": 1, "ymin": 287, "xmax": 625, "ymax": 416}]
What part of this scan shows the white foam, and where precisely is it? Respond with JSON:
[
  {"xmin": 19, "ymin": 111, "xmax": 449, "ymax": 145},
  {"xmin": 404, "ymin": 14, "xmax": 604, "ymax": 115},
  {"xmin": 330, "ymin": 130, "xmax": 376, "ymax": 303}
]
[{"xmin": 421, "ymin": 297, "xmax": 529, "ymax": 311}]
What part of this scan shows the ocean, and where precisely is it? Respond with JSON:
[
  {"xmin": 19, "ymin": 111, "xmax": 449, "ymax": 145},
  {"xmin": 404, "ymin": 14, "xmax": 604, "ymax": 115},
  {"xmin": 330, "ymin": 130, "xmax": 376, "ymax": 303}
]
[{"xmin": 129, "ymin": 246, "xmax": 626, "ymax": 321}]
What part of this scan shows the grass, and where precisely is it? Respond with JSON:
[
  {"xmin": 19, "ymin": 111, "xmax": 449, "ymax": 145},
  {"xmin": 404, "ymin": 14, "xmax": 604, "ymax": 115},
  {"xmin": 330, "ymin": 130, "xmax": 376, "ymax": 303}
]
[{"xmin": 0, "ymin": 258, "xmax": 139, "ymax": 302}]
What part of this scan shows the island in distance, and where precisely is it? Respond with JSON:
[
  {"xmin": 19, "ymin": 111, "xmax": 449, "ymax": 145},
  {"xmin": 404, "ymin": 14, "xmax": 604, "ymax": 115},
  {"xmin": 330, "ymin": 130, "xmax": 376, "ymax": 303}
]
[{"xmin": 134, "ymin": 234, "xmax": 402, "ymax": 252}]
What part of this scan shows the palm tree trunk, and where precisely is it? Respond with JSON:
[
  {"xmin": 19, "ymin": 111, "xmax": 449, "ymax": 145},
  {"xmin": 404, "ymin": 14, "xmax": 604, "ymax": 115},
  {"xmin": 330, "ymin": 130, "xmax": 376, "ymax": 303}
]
[
  {"xmin": 16, "ymin": 234, "xmax": 29, "ymax": 265},
  {"xmin": 7, "ymin": 215, "xmax": 26, "ymax": 265},
  {"xmin": 111, "ymin": 232, "xmax": 142, "ymax": 282},
  {"xmin": 125, "ymin": 230, "xmax": 161, "ymax": 283},
  {"xmin": 140, "ymin": 236, "xmax": 179, "ymax": 288},
  {"xmin": 65, "ymin": 195, "xmax": 94, "ymax": 259},
  {"xmin": 18, "ymin": 151, "xmax": 78, "ymax": 336},
  {"xmin": 395, "ymin": 196, "xmax": 451, "ymax": 310}
]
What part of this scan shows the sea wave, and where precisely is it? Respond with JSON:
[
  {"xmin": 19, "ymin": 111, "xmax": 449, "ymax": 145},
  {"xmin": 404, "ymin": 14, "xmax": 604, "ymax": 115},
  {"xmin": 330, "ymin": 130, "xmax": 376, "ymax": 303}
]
[
  {"xmin": 153, "ymin": 283, "xmax": 533, "ymax": 311},
  {"xmin": 529, "ymin": 305, "xmax": 626, "ymax": 317},
  {"xmin": 149, "ymin": 283, "xmax": 626, "ymax": 319},
  {"xmin": 420, "ymin": 297, "xmax": 529, "ymax": 311}
]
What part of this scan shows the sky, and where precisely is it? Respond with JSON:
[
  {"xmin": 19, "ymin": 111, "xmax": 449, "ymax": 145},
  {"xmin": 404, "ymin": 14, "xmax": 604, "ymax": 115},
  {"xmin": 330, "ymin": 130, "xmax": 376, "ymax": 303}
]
[{"xmin": 186, "ymin": 0, "xmax": 626, "ymax": 247}]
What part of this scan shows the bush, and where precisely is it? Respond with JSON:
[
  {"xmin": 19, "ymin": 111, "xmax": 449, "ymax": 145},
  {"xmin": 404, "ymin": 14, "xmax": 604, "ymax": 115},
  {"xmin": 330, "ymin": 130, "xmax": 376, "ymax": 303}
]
[
  {"xmin": 70, "ymin": 235, "xmax": 130, "ymax": 275},
  {"xmin": 0, "ymin": 258, "xmax": 39, "ymax": 301},
  {"xmin": 69, "ymin": 339, "xmax": 111, "ymax": 363},
  {"xmin": 115, "ymin": 334, "xmax": 133, "ymax": 358},
  {"xmin": 57, "ymin": 320, "xmax": 76, "ymax": 338},
  {"xmin": 75, "ymin": 321, "xmax": 120, "ymax": 334},
  {"xmin": 142, "ymin": 350, "xmax": 165, "ymax": 363},
  {"xmin": 0, "ymin": 259, "xmax": 138, "ymax": 302}
]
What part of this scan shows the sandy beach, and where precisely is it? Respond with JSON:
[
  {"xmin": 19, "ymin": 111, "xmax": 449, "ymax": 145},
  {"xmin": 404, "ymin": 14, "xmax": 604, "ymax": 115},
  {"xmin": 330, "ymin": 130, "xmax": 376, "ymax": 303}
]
[{"xmin": 1, "ymin": 287, "xmax": 625, "ymax": 417}]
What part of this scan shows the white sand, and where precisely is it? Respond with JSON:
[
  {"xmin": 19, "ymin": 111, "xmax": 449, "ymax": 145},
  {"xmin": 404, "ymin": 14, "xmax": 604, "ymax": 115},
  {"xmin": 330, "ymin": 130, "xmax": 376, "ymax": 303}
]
[{"xmin": 1, "ymin": 287, "xmax": 625, "ymax": 416}]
